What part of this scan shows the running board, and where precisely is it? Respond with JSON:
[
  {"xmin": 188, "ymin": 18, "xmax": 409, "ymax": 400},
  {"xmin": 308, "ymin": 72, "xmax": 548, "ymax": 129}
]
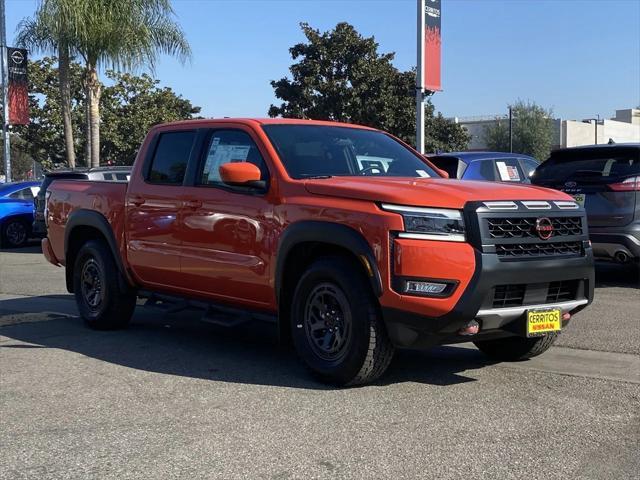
[{"xmin": 138, "ymin": 290, "xmax": 277, "ymax": 326}]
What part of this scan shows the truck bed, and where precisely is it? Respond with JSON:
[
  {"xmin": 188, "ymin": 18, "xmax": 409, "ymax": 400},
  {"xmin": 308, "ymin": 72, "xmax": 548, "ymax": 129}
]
[{"xmin": 46, "ymin": 180, "xmax": 128, "ymax": 266}]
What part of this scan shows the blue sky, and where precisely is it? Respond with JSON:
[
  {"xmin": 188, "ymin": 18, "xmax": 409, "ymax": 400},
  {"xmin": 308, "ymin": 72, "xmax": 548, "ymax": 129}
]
[{"xmin": 6, "ymin": 0, "xmax": 640, "ymax": 121}]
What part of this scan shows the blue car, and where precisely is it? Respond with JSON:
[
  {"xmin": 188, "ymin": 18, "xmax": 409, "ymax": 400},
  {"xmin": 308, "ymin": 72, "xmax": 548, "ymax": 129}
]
[
  {"xmin": 0, "ymin": 181, "xmax": 41, "ymax": 248},
  {"xmin": 429, "ymin": 152, "xmax": 540, "ymax": 183}
]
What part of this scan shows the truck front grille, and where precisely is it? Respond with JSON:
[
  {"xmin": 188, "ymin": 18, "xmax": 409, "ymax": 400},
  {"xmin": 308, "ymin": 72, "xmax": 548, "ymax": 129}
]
[
  {"xmin": 473, "ymin": 203, "xmax": 588, "ymax": 260},
  {"xmin": 496, "ymin": 241, "xmax": 583, "ymax": 258},
  {"xmin": 487, "ymin": 217, "xmax": 583, "ymax": 239}
]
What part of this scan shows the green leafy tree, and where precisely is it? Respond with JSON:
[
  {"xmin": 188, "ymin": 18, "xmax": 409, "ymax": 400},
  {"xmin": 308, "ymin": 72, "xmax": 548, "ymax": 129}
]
[
  {"xmin": 18, "ymin": 0, "xmax": 191, "ymax": 168},
  {"xmin": 269, "ymin": 22, "xmax": 469, "ymax": 152},
  {"xmin": 0, "ymin": 135, "xmax": 38, "ymax": 180},
  {"xmin": 13, "ymin": 58, "xmax": 200, "ymax": 169},
  {"xmin": 483, "ymin": 100, "xmax": 554, "ymax": 161},
  {"xmin": 100, "ymin": 71, "xmax": 201, "ymax": 165},
  {"xmin": 75, "ymin": 0, "xmax": 191, "ymax": 167},
  {"xmin": 13, "ymin": 57, "xmax": 85, "ymax": 169}
]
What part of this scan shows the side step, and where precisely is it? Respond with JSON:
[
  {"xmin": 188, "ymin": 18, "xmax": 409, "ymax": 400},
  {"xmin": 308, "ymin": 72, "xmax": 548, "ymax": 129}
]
[{"xmin": 138, "ymin": 290, "xmax": 277, "ymax": 327}]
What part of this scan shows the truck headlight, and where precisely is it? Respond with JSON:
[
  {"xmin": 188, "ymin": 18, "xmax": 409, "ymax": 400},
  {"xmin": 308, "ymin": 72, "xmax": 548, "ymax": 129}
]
[{"xmin": 381, "ymin": 204, "xmax": 465, "ymax": 242}]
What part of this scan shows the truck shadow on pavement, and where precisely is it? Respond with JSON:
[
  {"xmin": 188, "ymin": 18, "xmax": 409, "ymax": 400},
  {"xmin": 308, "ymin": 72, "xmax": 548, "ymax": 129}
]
[
  {"xmin": 594, "ymin": 262, "xmax": 639, "ymax": 288},
  {"xmin": 0, "ymin": 295, "xmax": 493, "ymax": 389}
]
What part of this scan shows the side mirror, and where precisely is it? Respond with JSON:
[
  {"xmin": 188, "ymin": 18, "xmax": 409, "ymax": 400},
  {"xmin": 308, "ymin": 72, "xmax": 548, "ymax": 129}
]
[
  {"xmin": 436, "ymin": 168, "xmax": 450, "ymax": 179},
  {"xmin": 219, "ymin": 162, "xmax": 264, "ymax": 188}
]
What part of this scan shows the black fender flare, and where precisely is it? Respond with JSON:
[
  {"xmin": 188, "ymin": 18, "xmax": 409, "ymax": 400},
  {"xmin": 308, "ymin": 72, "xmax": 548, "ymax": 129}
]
[
  {"xmin": 275, "ymin": 221, "xmax": 383, "ymax": 299},
  {"xmin": 64, "ymin": 209, "xmax": 129, "ymax": 287}
]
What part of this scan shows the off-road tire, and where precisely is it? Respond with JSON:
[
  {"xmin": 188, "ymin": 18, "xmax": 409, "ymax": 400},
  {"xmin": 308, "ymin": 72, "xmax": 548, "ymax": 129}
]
[
  {"xmin": 73, "ymin": 239, "xmax": 136, "ymax": 330},
  {"xmin": 474, "ymin": 333, "xmax": 558, "ymax": 361},
  {"xmin": 1, "ymin": 218, "xmax": 29, "ymax": 248},
  {"xmin": 291, "ymin": 256, "xmax": 394, "ymax": 386}
]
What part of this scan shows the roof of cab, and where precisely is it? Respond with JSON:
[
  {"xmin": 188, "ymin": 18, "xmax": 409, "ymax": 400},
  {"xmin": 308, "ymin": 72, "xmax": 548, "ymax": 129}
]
[
  {"xmin": 430, "ymin": 151, "xmax": 538, "ymax": 162},
  {"xmin": 150, "ymin": 117, "xmax": 380, "ymax": 131}
]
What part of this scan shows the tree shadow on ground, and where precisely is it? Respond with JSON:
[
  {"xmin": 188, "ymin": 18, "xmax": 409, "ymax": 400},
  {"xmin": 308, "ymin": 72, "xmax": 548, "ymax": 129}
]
[{"xmin": 0, "ymin": 295, "xmax": 493, "ymax": 390}]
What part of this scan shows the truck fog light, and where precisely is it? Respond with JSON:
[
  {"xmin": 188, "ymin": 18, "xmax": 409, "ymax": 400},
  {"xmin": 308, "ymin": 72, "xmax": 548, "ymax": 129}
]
[{"xmin": 404, "ymin": 281, "xmax": 448, "ymax": 295}]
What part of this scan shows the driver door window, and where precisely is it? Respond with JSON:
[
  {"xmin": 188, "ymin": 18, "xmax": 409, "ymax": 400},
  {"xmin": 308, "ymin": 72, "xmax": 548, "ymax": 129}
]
[{"xmin": 199, "ymin": 130, "xmax": 268, "ymax": 186}]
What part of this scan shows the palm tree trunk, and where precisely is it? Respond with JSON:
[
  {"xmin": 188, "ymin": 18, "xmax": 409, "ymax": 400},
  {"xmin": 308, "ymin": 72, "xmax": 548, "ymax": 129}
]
[
  {"xmin": 86, "ymin": 67, "xmax": 101, "ymax": 168},
  {"xmin": 58, "ymin": 44, "xmax": 76, "ymax": 169},
  {"xmin": 84, "ymin": 94, "xmax": 91, "ymax": 167}
]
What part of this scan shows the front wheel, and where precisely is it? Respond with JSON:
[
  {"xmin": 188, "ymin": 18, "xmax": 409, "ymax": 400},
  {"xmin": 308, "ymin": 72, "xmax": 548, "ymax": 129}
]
[
  {"xmin": 73, "ymin": 239, "xmax": 136, "ymax": 330},
  {"xmin": 291, "ymin": 256, "xmax": 394, "ymax": 386},
  {"xmin": 474, "ymin": 333, "xmax": 558, "ymax": 361}
]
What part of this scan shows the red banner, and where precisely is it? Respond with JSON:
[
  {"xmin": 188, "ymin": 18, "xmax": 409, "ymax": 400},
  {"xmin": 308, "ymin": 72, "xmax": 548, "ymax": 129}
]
[
  {"xmin": 7, "ymin": 48, "xmax": 29, "ymax": 125},
  {"xmin": 423, "ymin": 0, "xmax": 442, "ymax": 91}
]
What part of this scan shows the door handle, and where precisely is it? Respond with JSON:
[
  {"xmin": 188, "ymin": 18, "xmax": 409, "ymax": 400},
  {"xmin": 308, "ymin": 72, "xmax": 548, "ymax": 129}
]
[
  {"xmin": 183, "ymin": 199, "xmax": 202, "ymax": 209},
  {"xmin": 130, "ymin": 195, "xmax": 145, "ymax": 206}
]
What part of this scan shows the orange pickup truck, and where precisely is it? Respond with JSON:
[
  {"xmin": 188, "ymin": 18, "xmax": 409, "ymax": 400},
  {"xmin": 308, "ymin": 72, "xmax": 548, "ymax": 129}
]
[{"xmin": 43, "ymin": 119, "xmax": 594, "ymax": 385}]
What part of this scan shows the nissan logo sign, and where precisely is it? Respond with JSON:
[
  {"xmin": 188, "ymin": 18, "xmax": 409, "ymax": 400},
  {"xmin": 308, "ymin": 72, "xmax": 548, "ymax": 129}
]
[
  {"xmin": 10, "ymin": 50, "xmax": 24, "ymax": 65},
  {"xmin": 535, "ymin": 217, "xmax": 554, "ymax": 240}
]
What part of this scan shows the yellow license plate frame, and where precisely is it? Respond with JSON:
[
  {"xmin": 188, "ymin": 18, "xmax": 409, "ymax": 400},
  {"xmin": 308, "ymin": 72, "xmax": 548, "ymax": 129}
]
[
  {"xmin": 526, "ymin": 309, "xmax": 562, "ymax": 337},
  {"xmin": 572, "ymin": 194, "xmax": 585, "ymax": 207}
]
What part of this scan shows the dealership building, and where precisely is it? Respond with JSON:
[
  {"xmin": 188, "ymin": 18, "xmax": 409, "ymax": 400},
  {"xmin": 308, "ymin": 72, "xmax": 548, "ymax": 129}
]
[{"xmin": 454, "ymin": 107, "xmax": 640, "ymax": 153}]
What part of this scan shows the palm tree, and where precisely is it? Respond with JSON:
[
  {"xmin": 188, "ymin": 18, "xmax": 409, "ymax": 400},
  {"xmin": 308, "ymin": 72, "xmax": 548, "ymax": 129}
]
[
  {"xmin": 74, "ymin": 0, "xmax": 191, "ymax": 167},
  {"xmin": 18, "ymin": 0, "xmax": 190, "ymax": 167},
  {"xmin": 17, "ymin": 0, "xmax": 81, "ymax": 168}
]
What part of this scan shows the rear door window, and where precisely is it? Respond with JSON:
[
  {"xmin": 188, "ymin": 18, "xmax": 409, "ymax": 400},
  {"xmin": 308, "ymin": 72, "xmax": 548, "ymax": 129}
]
[
  {"xmin": 463, "ymin": 160, "xmax": 497, "ymax": 181},
  {"xmin": 494, "ymin": 158, "xmax": 525, "ymax": 182},
  {"xmin": 8, "ymin": 187, "xmax": 35, "ymax": 200},
  {"xmin": 429, "ymin": 156, "xmax": 462, "ymax": 179},
  {"xmin": 147, "ymin": 131, "xmax": 196, "ymax": 184},
  {"xmin": 519, "ymin": 158, "xmax": 540, "ymax": 180}
]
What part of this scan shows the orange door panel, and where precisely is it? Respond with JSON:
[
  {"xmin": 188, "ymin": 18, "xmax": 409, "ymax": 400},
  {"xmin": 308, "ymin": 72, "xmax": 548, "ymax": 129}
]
[{"xmin": 178, "ymin": 188, "xmax": 275, "ymax": 307}]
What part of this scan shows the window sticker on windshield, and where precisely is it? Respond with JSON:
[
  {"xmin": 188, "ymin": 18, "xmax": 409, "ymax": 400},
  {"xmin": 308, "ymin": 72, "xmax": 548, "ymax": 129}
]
[
  {"xmin": 497, "ymin": 161, "xmax": 520, "ymax": 181},
  {"xmin": 416, "ymin": 170, "xmax": 430, "ymax": 178}
]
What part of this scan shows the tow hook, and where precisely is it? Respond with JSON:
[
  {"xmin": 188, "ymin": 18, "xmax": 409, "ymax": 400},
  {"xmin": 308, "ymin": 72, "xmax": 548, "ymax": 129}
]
[
  {"xmin": 458, "ymin": 320, "xmax": 480, "ymax": 336},
  {"xmin": 563, "ymin": 312, "xmax": 571, "ymax": 321}
]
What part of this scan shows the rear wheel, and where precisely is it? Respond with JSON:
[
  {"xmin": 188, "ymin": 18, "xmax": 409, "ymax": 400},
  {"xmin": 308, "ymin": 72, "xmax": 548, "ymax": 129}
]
[
  {"xmin": 73, "ymin": 239, "xmax": 136, "ymax": 330},
  {"xmin": 1, "ymin": 218, "xmax": 29, "ymax": 248},
  {"xmin": 291, "ymin": 256, "xmax": 394, "ymax": 386},
  {"xmin": 474, "ymin": 333, "xmax": 558, "ymax": 361}
]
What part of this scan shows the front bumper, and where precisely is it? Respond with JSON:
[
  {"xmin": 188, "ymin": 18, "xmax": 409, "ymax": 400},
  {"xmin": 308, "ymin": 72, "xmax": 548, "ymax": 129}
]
[{"xmin": 382, "ymin": 248, "xmax": 595, "ymax": 349}]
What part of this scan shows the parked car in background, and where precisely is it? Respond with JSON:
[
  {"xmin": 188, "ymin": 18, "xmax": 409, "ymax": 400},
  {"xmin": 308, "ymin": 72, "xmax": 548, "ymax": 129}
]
[
  {"xmin": 531, "ymin": 144, "xmax": 640, "ymax": 265},
  {"xmin": 429, "ymin": 152, "xmax": 540, "ymax": 184},
  {"xmin": 0, "ymin": 181, "xmax": 41, "ymax": 248},
  {"xmin": 32, "ymin": 166, "xmax": 131, "ymax": 237}
]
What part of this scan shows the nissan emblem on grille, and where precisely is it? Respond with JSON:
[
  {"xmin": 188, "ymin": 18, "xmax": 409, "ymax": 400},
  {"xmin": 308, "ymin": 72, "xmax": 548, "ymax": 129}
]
[{"xmin": 535, "ymin": 217, "xmax": 554, "ymax": 240}]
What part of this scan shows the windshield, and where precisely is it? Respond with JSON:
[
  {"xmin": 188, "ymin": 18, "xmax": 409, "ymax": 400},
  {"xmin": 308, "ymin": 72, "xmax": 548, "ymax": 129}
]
[{"xmin": 262, "ymin": 125, "xmax": 439, "ymax": 179}]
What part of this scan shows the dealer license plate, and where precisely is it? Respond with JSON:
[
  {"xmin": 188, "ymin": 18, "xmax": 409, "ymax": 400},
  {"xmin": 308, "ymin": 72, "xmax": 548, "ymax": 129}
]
[
  {"xmin": 527, "ymin": 309, "xmax": 561, "ymax": 337},
  {"xmin": 572, "ymin": 194, "xmax": 585, "ymax": 207}
]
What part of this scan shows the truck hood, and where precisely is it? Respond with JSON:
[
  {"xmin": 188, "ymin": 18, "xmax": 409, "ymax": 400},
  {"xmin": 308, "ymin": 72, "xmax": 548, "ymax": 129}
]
[{"xmin": 303, "ymin": 177, "xmax": 571, "ymax": 209}]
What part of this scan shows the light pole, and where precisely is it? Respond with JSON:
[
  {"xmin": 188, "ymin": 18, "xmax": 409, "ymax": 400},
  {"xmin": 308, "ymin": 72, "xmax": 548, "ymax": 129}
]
[
  {"xmin": 508, "ymin": 106, "xmax": 513, "ymax": 153},
  {"xmin": 416, "ymin": 0, "xmax": 426, "ymax": 154},
  {"xmin": 0, "ymin": 0, "xmax": 10, "ymax": 182}
]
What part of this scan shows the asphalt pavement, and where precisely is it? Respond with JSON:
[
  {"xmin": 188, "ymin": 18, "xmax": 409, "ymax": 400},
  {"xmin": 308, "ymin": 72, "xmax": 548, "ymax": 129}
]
[{"xmin": 1, "ymin": 244, "xmax": 639, "ymax": 479}]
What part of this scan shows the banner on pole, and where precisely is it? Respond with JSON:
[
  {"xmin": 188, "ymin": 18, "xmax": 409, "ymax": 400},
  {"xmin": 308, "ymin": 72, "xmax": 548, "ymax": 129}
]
[
  {"xmin": 7, "ymin": 47, "xmax": 29, "ymax": 125},
  {"xmin": 423, "ymin": 0, "xmax": 442, "ymax": 91}
]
